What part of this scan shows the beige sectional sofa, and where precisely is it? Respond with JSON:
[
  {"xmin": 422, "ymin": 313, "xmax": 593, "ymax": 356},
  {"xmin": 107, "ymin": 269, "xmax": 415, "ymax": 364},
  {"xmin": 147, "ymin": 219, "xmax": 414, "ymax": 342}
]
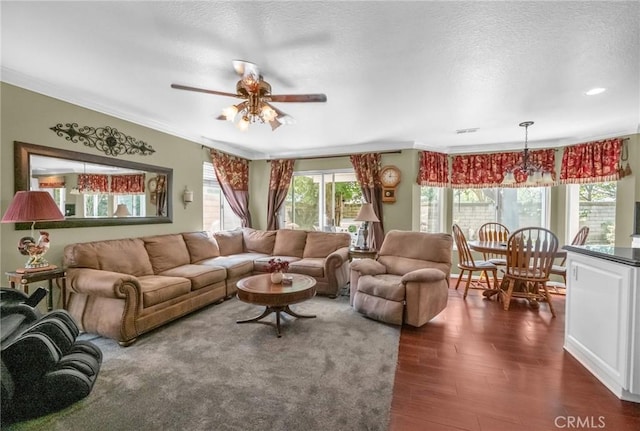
[{"xmin": 62, "ymin": 228, "xmax": 351, "ymax": 345}]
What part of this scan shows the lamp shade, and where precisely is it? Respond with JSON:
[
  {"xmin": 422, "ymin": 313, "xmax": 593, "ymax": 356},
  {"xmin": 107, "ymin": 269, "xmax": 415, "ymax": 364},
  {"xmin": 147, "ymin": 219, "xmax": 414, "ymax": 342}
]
[
  {"xmin": 1, "ymin": 191, "xmax": 65, "ymax": 223},
  {"xmin": 354, "ymin": 203, "xmax": 380, "ymax": 223},
  {"xmin": 113, "ymin": 204, "xmax": 131, "ymax": 217}
]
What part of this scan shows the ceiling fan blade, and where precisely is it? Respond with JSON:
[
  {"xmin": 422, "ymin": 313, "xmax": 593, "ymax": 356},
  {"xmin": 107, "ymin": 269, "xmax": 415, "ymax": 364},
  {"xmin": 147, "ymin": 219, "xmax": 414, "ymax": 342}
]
[
  {"xmin": 269, "ymin": 94, "xmax": 327, "ymax": 103},
  {"xmin": 171, "ymin": 83, "xmax": 240, "ymax": 99},
  {"xmin": 268, "ymin": 119, "xmax": 283, "ymax": 131}
]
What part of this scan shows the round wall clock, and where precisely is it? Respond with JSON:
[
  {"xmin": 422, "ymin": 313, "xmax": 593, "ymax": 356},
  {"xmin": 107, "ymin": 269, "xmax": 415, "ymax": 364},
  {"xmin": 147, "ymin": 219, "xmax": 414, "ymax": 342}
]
[
  {"xmin": 380, "ymin": 165, "xmax": 401, "ymax": 188},
  {"xmin": 148, "ymin": 177, "xmax": 158, "ymax": 193}
]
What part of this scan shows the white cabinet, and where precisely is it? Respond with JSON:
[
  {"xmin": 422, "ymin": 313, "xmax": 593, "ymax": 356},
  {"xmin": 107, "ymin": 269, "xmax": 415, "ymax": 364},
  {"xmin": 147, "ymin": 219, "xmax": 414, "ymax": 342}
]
[{"xmin": 564, "ymin": 251, "xmax": 640, "ymax": 402}]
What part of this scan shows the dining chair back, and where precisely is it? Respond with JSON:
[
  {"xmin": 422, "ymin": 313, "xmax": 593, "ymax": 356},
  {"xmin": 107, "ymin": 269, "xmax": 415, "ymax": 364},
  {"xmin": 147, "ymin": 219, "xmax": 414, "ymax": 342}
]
[
  {"xmin": 477, "ymin": 222, "xmax": 510, "ymax": 265},
  {"xmin": 452, "ymin": 224, "xmax": 498, "ymax": 299},
  {"xmin": 500, "ymin": 227, "xmax": 559, "ymax": 316},
  {"xmin": 550, "ymin": 226, "xmax": 589, "ymax": 284},
  {"xmin": 478, "ymin": 222, "xmax": 510, "ymax": 242}
]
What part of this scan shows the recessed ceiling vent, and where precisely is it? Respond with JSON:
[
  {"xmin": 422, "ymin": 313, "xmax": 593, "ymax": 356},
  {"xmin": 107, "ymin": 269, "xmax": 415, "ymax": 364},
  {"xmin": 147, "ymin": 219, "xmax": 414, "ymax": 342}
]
[{"xmin": 456, "ymin": 128, "xmax": 479, "ymax": 134}]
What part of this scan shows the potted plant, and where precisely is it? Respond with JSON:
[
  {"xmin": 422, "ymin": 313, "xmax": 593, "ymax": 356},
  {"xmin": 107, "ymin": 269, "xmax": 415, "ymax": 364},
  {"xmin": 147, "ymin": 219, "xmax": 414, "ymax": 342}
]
[{"xmin": 267, "ymin": 258, "xmax": 289, "ymax": 283}]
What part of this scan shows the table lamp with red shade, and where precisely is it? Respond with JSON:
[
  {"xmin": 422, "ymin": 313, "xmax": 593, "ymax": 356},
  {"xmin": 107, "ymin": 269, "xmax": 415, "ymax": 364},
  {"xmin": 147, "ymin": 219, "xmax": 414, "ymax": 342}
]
[{"xmin": 1, "ymin": 191, "xmax": 65, "ymax": 271}]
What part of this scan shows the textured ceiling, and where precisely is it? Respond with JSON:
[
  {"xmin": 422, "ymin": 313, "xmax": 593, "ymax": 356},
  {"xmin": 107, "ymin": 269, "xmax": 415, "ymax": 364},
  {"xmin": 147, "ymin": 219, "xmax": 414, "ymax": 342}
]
[{"xmin": 2, "ymin": 1, "xmax": 638, "ymax": 160}]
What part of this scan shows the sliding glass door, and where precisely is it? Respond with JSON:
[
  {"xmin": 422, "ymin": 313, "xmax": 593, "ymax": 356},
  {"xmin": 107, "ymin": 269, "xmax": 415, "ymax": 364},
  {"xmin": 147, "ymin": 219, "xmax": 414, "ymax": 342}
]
[{"xmin": 284, "ymin": 170, "xmax": 361, "ymax": 241}]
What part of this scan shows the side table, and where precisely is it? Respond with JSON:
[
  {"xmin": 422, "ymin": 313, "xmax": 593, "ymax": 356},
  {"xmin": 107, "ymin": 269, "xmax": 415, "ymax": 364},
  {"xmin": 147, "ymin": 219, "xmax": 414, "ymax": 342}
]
[
  {"xmin": 5, "ymin": 267, "xmax": 67, "ymax": 311},
  {"xmin": 349, "ymin": 248, "xmax": 377, "ymax": 261}
]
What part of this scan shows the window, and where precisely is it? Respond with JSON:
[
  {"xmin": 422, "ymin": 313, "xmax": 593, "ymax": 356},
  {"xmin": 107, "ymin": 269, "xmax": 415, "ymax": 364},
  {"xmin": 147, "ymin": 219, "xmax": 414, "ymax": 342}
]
[
  {"xmin": 419, "ymin": 186, "xmax": 444, "ymax": 233},
  {"xmin": 452, "ymin": 187, "xmax": 549, "ymax": 240},
  {"xmin": 566, "ymin": 182, "xmax": 616, "ymax": 245},
  {"xmin": 203, "ymin": 162, "xmax": 242, "ymax": 231},
  {"xmin": 284, "ymin": 170, "xmax": 361, "ymax": 241},
  {"xmin": 82, "ymin": 194, "xmax": 143, "ymax": 217},
  {"xmin": 83, "ymin": 194, "xmax": 109, "ymax": 217}
]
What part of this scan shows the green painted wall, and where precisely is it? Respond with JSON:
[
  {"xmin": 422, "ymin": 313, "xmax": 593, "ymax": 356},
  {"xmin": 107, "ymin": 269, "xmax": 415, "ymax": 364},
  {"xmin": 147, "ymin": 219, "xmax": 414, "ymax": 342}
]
[
  {"xmin": 2, "ymin": 82, "xmax": 638, "ymax": 290},
  {"xmin": 1, "ymin": 83, "xmax": 209, "ymax": 278}
]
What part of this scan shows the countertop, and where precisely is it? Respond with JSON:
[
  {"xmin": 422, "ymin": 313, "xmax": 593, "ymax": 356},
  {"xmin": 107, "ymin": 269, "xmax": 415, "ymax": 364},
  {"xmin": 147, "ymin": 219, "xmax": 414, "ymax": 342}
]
[{"xmin": 564, "ymin": 245, "xmax": 640, "ymax": 267}]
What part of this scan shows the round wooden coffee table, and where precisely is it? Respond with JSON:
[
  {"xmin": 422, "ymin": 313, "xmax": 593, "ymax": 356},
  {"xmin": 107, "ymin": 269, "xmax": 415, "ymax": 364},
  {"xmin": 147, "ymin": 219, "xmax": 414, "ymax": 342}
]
[{"xmin": 236, "ymin": 273, "xmax": 317, "ymax": 337}]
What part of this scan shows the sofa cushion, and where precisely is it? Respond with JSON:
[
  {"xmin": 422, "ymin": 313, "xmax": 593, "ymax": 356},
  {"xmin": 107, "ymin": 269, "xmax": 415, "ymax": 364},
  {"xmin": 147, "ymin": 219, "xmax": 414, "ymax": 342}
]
[
  {"xmin": 303, "ymin": 232, "xmax": 351, "ymax": 258},
  {"xmin": 198, "ymin": 255, "xmax": 254, "ymax": 279},
  {"xmin": 137, "ymin": 275, "xmax": 193, "ymax": 308},
  {"xmin": 288, "ymin": 258, "xmax": 325, "ymax": 278},
  {"xmin": 357, "ymin": 274, "xmax": 405, "ymax": 302},
  {"xmin": 143, "ymin": 234, "xmax": 191, "ymax": 274},
  {"xmin": 63, "ymin": 239, "xmax": 154, "ymax": 277},
  {"xmin": 182, "ymin": 232, "xmax": 220, "ymax": 263},
  {"xmin": 242, "ymin": 228, "xmax": 277, "ymax": 254},
  {"xmin": 273, "ymin": 230, "xmax": 307, "ymax": 257},
  {"xmin": 213, "ymin": 229, "xmax": 244, "ymax": 256},
  {"xmin": 159, "ymin": 264, "xmax": 227, "ymax": 290}
]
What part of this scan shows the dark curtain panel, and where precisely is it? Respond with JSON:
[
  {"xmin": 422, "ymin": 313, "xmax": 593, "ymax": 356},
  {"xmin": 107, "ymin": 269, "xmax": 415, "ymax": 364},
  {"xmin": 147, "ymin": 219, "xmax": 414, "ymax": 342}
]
[
  {"xmin": 209, "ymin": 149, "xmax": 253, "ymax": 227},
  {"xmin": 349, "ymin": 153, "xmax": 384, "ymax": 250},
  {"xmin": 267, "ymin": 159, "xmax": 295, "ymax": 230}
]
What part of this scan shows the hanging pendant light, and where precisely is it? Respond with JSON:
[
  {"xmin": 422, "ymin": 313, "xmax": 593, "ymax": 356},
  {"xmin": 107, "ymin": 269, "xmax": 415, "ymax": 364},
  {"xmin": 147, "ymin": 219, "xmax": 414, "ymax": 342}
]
[{"xmin": 502, "ymin": 121, "xmax": 553, "ymax": 186}]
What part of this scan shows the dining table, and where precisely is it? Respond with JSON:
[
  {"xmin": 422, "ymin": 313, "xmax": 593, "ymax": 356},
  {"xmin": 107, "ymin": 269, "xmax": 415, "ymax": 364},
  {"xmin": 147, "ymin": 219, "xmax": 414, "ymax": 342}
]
[{"xmin": 467, "ymin": 240, "xmax": 567, "ymax": 297}]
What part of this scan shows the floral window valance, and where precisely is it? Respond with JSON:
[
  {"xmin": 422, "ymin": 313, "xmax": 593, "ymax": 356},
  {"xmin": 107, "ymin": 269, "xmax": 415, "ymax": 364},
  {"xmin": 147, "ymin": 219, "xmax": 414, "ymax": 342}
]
[
  {"xmin": 350, "ymin": 153, "xmax": 381, "ymax": 187},
  {"xmin": 77, "ymin": 174, "xmax": 110, "ymax": 193},
  {"xmin": 560, "ymin": 138, "xmax": 622, "ymax": 184},
  {"xmin": 111, "ymin": 174, "xmax": 145, "ymax": 194},
  {"xmin": 210, "ymin": 150, "xmax": 250, "ymax": 191},
  {"xmin": 416, "ymin": 151, "xmax": 448, "ymax": 187},
  {"xmin": 38, "ymin": 175, "xmax": 65, "ymax": 188},
  {"xmin": 451, "ymin": 149, "xmax": 555, "ymax": 189}
]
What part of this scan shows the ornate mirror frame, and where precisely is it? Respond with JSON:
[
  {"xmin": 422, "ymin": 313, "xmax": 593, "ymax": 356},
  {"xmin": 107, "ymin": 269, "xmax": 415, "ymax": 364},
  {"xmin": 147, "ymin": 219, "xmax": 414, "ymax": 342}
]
[{"xmin": 13, "ymin": 141, "xmax": 173, "ymax": 229}]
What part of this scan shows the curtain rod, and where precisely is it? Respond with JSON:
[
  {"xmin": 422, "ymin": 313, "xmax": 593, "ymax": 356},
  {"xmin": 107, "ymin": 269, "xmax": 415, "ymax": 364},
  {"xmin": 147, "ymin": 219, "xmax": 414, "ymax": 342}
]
[{"xmin": 270, "ymin": 149, "xmax": 402, "ymax": 162}]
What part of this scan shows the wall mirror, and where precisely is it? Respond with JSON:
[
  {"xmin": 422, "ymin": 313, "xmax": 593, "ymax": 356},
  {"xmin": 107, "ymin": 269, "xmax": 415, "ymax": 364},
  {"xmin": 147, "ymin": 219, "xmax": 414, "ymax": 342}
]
[{"xmin": 13, "ymin": 141, "xmax": 173, "ymax": 229}]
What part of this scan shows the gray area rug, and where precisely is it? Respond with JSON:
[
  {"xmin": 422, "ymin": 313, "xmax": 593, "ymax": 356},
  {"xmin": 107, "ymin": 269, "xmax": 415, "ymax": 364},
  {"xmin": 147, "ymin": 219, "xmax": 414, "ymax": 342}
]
[{"xmin": 6, "ymin": 294, "xmax": 400, "ymax": 431}]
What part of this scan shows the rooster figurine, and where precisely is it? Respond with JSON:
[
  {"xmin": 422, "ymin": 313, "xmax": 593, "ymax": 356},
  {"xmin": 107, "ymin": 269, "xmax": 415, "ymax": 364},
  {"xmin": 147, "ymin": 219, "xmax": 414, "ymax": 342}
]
[{"xmin": 17, "ymin": 231, "xmax": 51, "ymax": 268}]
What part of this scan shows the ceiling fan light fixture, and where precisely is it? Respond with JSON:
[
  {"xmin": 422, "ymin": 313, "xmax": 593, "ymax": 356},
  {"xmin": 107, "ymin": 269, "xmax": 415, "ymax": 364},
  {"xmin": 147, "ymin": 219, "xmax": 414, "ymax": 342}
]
[
  {"xmin": 222, "ymin": 105, "xmax": 239, "ymax": 121},
  {"xmin": 261, "ymin": 104, "xmax": 277, "ymax": 122},
  {"xmin": 173, "ymin": 60, "xmax": 326, "ymax": 132},
  {"xmin": 237, "ymin": 116, "xmax": 250, "ymax": 132}
]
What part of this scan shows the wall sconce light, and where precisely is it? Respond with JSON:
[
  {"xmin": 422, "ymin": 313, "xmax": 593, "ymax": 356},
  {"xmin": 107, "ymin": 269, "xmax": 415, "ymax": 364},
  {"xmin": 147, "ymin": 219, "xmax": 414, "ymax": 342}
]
[{"xmin": 183, "ymin": 186, "xmax": 194, "ymax": 209}]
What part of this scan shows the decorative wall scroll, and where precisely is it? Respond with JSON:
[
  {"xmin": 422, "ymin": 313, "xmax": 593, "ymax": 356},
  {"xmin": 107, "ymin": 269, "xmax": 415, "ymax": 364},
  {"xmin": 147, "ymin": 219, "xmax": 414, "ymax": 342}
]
[{"xmin": 50, "ymin": 123, "xmax": 155, "ymax": 156}]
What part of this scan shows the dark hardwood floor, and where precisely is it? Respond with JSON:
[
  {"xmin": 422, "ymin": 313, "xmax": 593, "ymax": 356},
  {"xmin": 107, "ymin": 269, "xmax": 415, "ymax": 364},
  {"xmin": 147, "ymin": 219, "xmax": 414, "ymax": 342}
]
[{"xmin": 389, "ymin": 287, "xmax": 640, "ymax": 431}]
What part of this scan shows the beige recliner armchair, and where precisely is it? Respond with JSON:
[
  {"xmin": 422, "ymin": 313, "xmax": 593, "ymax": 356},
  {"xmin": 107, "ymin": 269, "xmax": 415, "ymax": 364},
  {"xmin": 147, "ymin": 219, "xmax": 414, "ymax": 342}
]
[{"xmin": 350, "ymin": 230, "xmax": 453, "ymax": 327}]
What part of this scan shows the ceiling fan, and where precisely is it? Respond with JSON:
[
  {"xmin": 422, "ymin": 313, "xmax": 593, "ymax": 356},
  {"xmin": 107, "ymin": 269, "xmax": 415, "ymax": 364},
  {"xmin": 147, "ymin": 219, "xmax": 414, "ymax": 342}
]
[{"xmin": 171, "ymin": 60, "xmax": 327, "ymax": 131}]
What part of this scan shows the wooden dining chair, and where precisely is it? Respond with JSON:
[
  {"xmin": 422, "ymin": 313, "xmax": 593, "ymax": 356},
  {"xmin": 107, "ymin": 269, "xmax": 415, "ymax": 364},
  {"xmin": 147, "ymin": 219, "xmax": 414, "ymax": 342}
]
[
  {"xmin": 549, "ymin": 226, "xmax": 589, "ymax": 285},
  {"xmin": 499, "ymin": 227, "xmax": 559, "ymax": 316},
  {"xmin": 477, "ymin": 222, "xmax": 510, "ymax": 265},
  {"xmin": 452, "ymin": 224, "xmax": 498, "ymax": 299}
]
